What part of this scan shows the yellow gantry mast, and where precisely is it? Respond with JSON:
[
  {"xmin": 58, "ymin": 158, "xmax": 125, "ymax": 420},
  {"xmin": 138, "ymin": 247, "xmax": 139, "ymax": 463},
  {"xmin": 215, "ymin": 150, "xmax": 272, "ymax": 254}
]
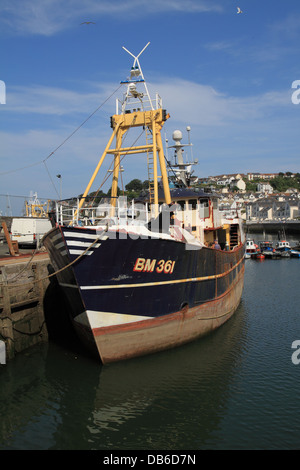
[
  {"xmin": 25, "ymin": 192, "xmax": 50, "ymax": 218},
  {"xmin": 72, "ymin": 43, "xmax": 171, "ymax": 225}
]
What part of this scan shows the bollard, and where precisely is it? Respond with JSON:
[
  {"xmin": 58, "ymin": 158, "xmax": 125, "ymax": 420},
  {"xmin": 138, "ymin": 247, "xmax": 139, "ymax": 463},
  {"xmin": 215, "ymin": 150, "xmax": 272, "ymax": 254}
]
[{"xmin": 0, "ymin": 340, "xmax": 6, "ymax": 364}]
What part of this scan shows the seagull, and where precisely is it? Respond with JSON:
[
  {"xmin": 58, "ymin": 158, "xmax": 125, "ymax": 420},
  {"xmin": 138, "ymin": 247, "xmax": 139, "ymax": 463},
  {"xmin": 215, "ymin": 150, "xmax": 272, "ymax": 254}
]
[
  {"xmin": 237, "ymin": 7, "xmax": 243, "ymax": 14},
  {"xmin": 80, "ymin": 21, "xmax": 95, "ymax": 25}
]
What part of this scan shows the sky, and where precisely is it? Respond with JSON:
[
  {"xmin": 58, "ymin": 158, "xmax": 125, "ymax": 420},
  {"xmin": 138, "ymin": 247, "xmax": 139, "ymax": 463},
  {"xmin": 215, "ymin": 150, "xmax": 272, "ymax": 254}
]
[{"xmin": 1, "ymin": 0, "xmax": 300, "ymax": 213}]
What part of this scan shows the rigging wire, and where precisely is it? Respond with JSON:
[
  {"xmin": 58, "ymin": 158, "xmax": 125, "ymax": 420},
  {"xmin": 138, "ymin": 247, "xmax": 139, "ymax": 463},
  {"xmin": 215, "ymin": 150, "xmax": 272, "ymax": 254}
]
[
  {"xmin": 83, "ymin": 126, "xmax": 131, "ymax": 206},
  {"xmin": 0, "ymin": 84, "xmax": 123, "ymax": 178},
  {"xmin": 87, "ymin": 128, "xmax": 145, "ymax": 207},
  {"xmin": 43, "ymin": 161, "xmax": 60, "ymax": 199}
]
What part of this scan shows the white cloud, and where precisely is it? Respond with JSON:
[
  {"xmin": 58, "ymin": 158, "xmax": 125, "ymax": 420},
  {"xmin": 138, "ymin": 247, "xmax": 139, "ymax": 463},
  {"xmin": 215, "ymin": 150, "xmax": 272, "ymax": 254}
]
[
  {"xmin": 148, "ymin": 78, "xmax": 292, "ymax": 127},
  {"xmin": 271, "ymin": 13, "xmax": 300, "ymax": 39},
  {"xmin": 204, "ymin": 41, "xmax": 236, "ymax": 52},
  {"xmin": 0, "ymin": 76, "xmax": 298, "ymax": 202},
  {"xmin": 5, "ymin": 83, "xmax": 115, "ymax": 116},
  {"xmin": 0, "ymin": 0, "xmax": 222, "ymax": 36},
  {"xmin": 4, "ymin": 78, "xmax": 292, "ymax": 126},
  {"xmin": 0, "ymin": 125, "xmax": 115, "ymax": 199}
]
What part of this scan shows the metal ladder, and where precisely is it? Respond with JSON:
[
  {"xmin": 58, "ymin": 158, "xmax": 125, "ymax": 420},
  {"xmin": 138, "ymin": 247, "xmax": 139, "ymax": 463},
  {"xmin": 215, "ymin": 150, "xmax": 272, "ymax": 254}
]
[
  {"xmin": 230, "ymin": 224, "xmax": 239, "ymax": 249},
  {"xmin": 146, "ymin": 126, "xmax": 155, "ymax": 205}
]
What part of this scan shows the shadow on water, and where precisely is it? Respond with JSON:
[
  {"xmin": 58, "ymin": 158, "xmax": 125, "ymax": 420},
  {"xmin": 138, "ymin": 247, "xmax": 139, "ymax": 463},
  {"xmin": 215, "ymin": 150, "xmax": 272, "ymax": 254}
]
[
  {"xmin": 42, "ymin": 265, "xmax": 91, "ymax": 359},
  {"xmin": 0, "ymin": 295, "xmax": 249, "ymax": 450}
]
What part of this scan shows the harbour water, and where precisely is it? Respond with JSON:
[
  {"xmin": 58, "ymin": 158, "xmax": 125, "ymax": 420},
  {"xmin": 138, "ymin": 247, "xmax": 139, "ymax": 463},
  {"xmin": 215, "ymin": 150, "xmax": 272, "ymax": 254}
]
[{"xmin": 0, "ymin": 239, "xmax": 300, "ymax": 450}]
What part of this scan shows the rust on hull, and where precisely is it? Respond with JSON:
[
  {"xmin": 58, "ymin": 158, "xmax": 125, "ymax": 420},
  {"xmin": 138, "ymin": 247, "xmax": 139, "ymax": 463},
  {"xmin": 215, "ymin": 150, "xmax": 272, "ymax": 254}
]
[
  {"xmin": 73, "ymin": 263, "xmax": 245, "ymax": 364},
  {"xmin": 41, "ymin": 46, "xmax": 247, "ymax": 365}
]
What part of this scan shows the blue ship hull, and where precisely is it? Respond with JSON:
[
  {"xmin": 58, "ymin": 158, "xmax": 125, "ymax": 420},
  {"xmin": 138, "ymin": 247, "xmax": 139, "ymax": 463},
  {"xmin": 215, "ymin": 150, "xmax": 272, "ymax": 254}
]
[{"xmin": 43, "ymin": 225, "xmax": 245, "ymax": 363}]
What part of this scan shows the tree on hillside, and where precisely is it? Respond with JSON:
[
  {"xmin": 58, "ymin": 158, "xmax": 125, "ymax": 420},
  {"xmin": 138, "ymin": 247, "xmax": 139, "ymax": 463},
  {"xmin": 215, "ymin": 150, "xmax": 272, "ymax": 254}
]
[
  {"xmin": 77, "ymin": 190, "xmax": 107, "ymax": 205},
  {"xmin": 106, "ymin": 186, "xmax": 121, "ymax": 198},
  {"xmin": 125, "ymin": 179, "xmax": 143, "ymax": 192},
  {"xmin": 270, "ymin": 175, "xmax": 300, "ymax": 192}
]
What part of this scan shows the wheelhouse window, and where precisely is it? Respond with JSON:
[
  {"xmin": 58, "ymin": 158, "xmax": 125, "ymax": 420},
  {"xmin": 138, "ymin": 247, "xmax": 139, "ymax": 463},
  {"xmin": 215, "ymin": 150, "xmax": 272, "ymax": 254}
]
[
  {"xmin": 199, "ymin": 198, "xmax": 210, "ymax": 218},
  {"xmin": 176, "ymin": 200, "xmax": 186, "ymax": 210},
  {"xmin": 213, "ymin": 198, "xmax": 219, "ymax": 209},
  {"xmin": 188, "ymin": 199, "xmax": 198, "ymax": 210}
]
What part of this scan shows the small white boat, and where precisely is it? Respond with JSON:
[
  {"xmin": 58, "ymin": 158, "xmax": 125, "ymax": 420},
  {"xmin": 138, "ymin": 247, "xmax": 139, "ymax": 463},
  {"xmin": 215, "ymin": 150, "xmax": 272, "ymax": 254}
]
[
  {"xmin": 290, "ymin": 250, "xmax": 300, "ymax": 258},
  {"xmin": 245, "ymin": 239, "xmax": 257, "ymax": 258},
  {"xmin": 275, "ymin": 240, "xmax": 291, "ymax": 252}
]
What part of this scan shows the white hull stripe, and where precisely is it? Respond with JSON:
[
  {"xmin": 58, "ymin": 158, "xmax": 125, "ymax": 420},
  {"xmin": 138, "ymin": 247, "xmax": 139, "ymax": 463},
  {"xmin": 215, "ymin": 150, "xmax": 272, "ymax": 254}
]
[
  {"xmin": 66, "ymin": 240, "xmax": 101, "ymax": 248},
  {"xmin": 63, "ymin": 232, "xmax": 100, "ymax": 240},
  {"xmin": 69, "ymin": 249, "xmax": 93, "ymax": 256}
]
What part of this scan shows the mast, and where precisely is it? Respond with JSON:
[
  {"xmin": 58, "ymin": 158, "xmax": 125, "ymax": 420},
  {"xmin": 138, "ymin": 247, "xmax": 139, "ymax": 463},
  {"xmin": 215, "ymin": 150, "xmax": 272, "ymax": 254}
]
[
  {"xmin": 71, "ymin": 43, "xmax": 171, "ymax": 225},
  {"xmin": 167, "ymin": 127, "xmax": 198, "ymax": 188}
]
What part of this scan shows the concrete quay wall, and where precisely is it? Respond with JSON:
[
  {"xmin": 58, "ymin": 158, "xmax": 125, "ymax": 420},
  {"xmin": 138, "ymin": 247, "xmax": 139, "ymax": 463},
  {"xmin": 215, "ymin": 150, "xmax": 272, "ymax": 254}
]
[{"xmin": 244, "ymin": 220, "xmax": 300, "ymax": 235}]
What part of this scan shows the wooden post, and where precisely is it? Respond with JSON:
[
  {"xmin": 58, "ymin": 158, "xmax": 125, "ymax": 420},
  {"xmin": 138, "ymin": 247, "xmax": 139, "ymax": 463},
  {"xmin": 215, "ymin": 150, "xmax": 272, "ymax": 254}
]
[
  {"xmin": 2, "ymin": 221, "xmax": 15, "ymax": 256},
  {"xmin": 0, "ymin": 266, "xmax": 14, "ymax": 359}
]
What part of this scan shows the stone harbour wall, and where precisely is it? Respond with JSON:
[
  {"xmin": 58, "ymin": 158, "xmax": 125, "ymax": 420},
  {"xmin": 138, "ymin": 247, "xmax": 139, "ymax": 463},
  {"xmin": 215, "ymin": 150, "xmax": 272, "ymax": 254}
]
[{"xmin": 0, "ymin": 253, "xmax": 51, "ymax": 361}]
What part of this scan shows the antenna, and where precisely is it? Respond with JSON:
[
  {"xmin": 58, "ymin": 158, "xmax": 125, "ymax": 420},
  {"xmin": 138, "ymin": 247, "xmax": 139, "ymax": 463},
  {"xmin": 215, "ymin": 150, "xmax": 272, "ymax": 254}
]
[
  {"xmin": 122, "ymin": 42, "xmax": 150, "ymax": 72},
  {"xmin": 121, "ymin": 42, "xmax": 150, "ymax": 83},
  {"xmin": 120, "ymin": 42, "xmax": 153, "ymax": 111}
]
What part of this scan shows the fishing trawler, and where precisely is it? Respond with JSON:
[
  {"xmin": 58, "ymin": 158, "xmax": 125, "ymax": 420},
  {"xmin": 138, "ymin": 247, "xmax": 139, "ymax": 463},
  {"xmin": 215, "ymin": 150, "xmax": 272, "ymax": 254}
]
[{"xmin": 43, "ymin": 44, "xmax": 245, "ymax": 364}]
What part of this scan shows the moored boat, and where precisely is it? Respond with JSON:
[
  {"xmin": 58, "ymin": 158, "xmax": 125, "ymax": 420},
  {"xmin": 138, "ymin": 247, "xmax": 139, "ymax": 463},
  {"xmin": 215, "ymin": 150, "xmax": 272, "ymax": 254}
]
[
  {"xmin": 251, "ymin": 252, "xmax": 265, "ymax": 260},
  {"xmin": 276, "ymin": 240, "xmax": 291, "ymax": 252},
  {"xmin": 259, "ymin": 241, "xmax": 281, "ymax": 259},
  {"xmin": 245, "ymin": 239, "xmax": 257, "ymax": 258},
  {"xmin": 43, "ymin": 44, "xmax": 245, "ymax": 364},
  {"xmin": 259, "ymin": 241, "xmax": 273, "ymax": 258}
]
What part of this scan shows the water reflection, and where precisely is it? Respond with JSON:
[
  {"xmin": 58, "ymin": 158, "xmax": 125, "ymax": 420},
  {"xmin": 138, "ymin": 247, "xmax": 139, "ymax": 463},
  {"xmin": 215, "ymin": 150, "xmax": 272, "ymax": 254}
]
[
  {"xmin": 0, "ymin": 300, "xmax": 248, "ymax": 450},
  {"xmin": 2, "ymin": 235, "xmax": 300, "ymax": 449}
]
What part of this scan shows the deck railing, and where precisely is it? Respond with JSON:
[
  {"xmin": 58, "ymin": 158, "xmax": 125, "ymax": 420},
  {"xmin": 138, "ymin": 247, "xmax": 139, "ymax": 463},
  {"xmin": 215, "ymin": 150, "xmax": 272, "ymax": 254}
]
[{"xmin": 55, "ymin": 197, "xmax": 149, "ymax": 227}]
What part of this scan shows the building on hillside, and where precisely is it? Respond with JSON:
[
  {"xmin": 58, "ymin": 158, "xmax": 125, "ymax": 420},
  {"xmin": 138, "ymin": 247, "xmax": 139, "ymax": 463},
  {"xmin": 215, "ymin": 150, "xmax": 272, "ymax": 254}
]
[
  {"xmin": 230, "ymin": 178, "xmax": 246, "ymax": 191},
  {"xmin": 216, "ymin": 177, "xmax": 233, "ymax": 186},
  {"xmin": 284, "ymin": 188, "xmax": 300, "ymax": 196},
  {"xmin": 247, "ymin": 172, "xmax": 278, "ymax": 181},
  {"xmin": 257, "ymin": 183, "xmax": 273, "ymax": 193},
  {"xmin": 246, "ymin": 197, "xmax": 299, "ymax": 221}
]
